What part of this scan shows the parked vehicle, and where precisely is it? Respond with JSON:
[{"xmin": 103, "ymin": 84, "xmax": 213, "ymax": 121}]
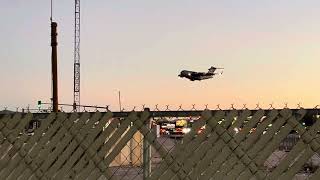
[{"xmin": 169, "ymin": 119, "xmax": 191, "ymax": 138}]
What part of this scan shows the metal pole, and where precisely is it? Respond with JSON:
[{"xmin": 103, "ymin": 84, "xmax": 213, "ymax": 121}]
[
  {"xmin": 50, "ymin": 0, "xmax": 53, "ymax": 22},
  {"xmin": 143, "ymin": 108, "xmax": 152, "ymax": 179},
  {"xmin": 118, "ymin": 91, "xmax": 122, "ymax": 111},
  {"xmin": 73, "ymin": 0, "xmax": 81, "ymax": 112},
  {"xmin": 51, "ymin": 22, "xmax": 58, "ymax": 112}
]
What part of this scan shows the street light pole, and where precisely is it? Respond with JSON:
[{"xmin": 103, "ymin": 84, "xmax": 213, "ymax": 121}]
[{"xmin": 118, "ymin": 91, "xmax": 122, "ymax": 112}]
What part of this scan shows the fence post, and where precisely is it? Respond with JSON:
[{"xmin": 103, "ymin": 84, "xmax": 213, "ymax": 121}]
[{"xmin": 143, "ymin": 108, "xmax": 152, "ymax": 179}]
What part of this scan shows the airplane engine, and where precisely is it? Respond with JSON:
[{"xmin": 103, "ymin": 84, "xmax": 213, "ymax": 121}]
[{"xmin": 179, "ymin": 70, "xmax": 192, "ymax": 78}]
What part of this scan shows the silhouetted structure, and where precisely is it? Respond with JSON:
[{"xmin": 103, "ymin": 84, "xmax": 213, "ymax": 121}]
[{"xmin": 51, "ymin": 22, "xmax": 58, "ymax": 112}]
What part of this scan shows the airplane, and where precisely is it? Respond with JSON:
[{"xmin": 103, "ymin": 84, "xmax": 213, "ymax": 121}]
[{"xmin": 178, "ymin": 66, "xmax": 224, "ymax": 81}]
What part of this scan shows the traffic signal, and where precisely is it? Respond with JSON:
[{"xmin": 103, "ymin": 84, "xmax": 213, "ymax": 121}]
[{"xmin": 37, "ymin": 101, "xmax": 42, "ymax": 108}]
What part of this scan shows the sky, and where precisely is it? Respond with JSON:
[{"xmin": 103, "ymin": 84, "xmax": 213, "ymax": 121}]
[{"xmin": 1, "ymin": 1, "xmax": 320, "ymax": 111}]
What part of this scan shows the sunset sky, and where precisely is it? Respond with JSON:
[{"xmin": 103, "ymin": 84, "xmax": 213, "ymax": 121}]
[{"xmin": 1, "ymin": 1, "xmax": 320, "ymax": 111}]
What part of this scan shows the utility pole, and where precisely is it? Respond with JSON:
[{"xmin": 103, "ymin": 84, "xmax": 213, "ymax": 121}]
[
  {"xmin": 51, "ymin": 22, "xmax": 58, "ymax": 112},
  {"xmin": 118, "ymin": 91, "xmax": 122, "ymax": 111}
]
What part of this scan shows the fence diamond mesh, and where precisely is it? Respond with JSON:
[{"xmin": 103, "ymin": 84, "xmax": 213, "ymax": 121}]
[{"xmin": 0, "ymin": 108, "xmax": 320, "ymax": 179}]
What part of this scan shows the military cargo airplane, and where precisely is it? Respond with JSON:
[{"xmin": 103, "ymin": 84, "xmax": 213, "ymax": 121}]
[{"xmin": 178, "ymin": 66, "xmax": 224, "ymax": 81}]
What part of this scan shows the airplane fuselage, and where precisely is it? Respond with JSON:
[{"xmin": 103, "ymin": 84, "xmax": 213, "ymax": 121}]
[{"xmin": 178, "ymin": 70, "xmax": 213, "ymax": 81}]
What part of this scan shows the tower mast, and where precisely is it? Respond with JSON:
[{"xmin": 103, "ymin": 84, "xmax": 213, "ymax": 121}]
[{"xmin": 73, "ymin": 0, "xmax": 80, "ymax": 111}]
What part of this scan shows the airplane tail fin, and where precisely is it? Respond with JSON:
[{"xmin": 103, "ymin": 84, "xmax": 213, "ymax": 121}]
[
  {"xmin": 208, "ymin": 66, "xmax": 216, "ymax": 73},
  {"xmin": 209, "ymin": 66, "xmax": 224, "ymax": 74}
]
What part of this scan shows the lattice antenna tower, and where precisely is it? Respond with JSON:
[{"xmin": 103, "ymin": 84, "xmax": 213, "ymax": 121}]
[{"xmin": 73, "ymin": 0, "xmax": 80, "ymax": 111}]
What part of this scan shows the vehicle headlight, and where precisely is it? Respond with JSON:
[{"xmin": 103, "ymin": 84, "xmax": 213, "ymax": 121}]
[
  {"xmin": 182, "ymin": 128, "xmax": 191, "ymax": 134},
  {"xmin": 234, "ymin": 127, "xmax": 239, "ymax": 134}
]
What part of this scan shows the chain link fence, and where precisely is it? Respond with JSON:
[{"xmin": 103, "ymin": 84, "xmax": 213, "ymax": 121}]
[
  {"xmin": 1, "ymin": 103, "xmax": 318, "ymax": 113},
  {"xmin": 0, "ymin": 107, "xmax": 320, "ymax": 179}
]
